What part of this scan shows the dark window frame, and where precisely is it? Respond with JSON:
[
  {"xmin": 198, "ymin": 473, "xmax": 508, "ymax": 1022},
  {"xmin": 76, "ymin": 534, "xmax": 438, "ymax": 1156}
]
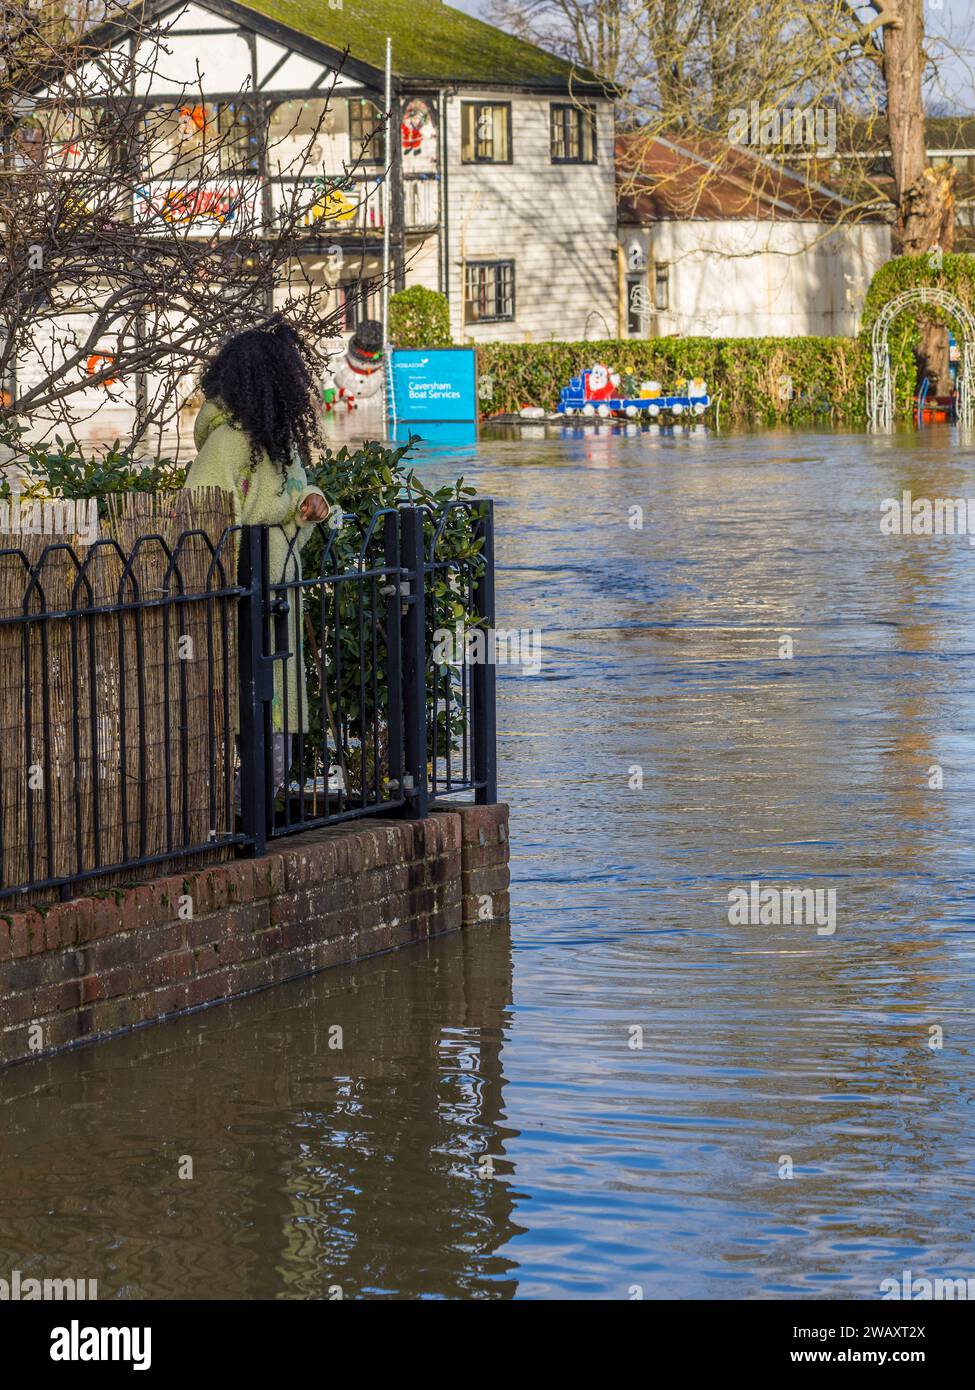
[
  {"xmin": 550, "ymin": 102, "xmax": 597, "ymax": 164},
  {"xmin": 464, "ymin": 259, "xmax": 516, "ymax": 324},
  {"xmin": 339, "ymin": 276, "xmax": 381, "ymax": 330},
  {"xmin": 348, "ymin": 98, "xmax": 386, "ymax": 166},
  {"xmin": 215, "ymin": 99, "xmax": 260, "ymax": 175},
  {"xmin": 460, "ymin": 101, "xmax": 513, "ymax": 164}
]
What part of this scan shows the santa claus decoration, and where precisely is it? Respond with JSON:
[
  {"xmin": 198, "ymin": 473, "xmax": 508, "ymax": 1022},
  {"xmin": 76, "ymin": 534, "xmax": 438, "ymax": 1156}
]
[{"xmin": 584, "ymin": 363, "xmax": 620, "ymax": 402}]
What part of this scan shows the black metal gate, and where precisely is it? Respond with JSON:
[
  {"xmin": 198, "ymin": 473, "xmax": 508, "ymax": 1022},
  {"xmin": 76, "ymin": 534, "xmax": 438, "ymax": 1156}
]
[{"xmin": 237, "ymin": 500, "xmax": 496, "ymax": 855}]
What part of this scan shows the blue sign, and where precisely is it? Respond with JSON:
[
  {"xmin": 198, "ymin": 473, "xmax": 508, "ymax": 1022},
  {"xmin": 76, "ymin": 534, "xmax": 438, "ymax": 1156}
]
[
  {"xmin": 391, "ymin": 420, "xmax": 479, "ymax": 448},
  {"xmin": 388, "ymin": 348, "xmax": 478, "ymax": 423}
]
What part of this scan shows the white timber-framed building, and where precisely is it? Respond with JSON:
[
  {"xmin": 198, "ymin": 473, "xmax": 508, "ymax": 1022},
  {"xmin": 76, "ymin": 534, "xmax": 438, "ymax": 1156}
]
[{"xmin": 76, "ymin": 0, "xmax": 619, "ymax": 347}]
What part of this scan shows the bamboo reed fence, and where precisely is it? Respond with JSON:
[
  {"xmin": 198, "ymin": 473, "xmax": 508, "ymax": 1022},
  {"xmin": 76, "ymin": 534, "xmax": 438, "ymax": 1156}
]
[{"xmin": 0, "ymin": 488, "xmax": 239, "ymax": 903}]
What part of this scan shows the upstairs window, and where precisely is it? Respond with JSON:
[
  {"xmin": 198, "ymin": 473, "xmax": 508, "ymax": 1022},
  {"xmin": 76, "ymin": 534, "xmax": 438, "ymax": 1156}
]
[
  {"xmin": 461, "ymin": 102, "xmax": 512, "ymax": 163},
  {"xmin": 464, "ymin": 260, "xmax": 515, "ymax": 323},
  {"xmin": 349, "ymin": 99, "xmax": 386, "ymax": 165},
  {"xmin": 215, "ymin": 102, "xmax": 259, "ymax": 174},
  {"xmin": 550, "ymin": 103, "xmax": 596, "ymax": 163}
]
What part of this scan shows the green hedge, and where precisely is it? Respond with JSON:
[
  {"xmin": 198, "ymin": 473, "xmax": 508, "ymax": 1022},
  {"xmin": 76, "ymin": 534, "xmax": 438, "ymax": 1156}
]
[
  {"xmin": 388, "ymin": 286, "xmax": 452, "ymax": 348},
  {"xmin": 476, "ymin": 256, "xmax": 975, "ymax": 426},
  {"xmin": 476, "ymin": 337, "xmax": 869, "ymax": 426}
]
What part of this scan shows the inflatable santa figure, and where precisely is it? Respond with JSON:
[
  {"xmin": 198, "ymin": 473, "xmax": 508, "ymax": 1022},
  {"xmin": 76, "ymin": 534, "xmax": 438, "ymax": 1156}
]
[
  {"xmin": 331, "ymin": 319, "xmax": 385, "ymax": 409},
  {"xmin": 585, "ymin": 363, "xmax": 620, "ymax": 402}
]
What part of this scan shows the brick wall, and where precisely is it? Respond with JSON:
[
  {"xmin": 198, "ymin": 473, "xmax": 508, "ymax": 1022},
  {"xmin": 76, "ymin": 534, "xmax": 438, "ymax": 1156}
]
[{"xmin": 0, "ymin": 804, "xmax": 509, "ymax": 1069}]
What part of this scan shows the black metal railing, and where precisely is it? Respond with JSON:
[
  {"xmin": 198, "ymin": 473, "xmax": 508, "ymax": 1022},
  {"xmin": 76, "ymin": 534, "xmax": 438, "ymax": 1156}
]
[
  {"xmin": 243, "ymin": 500, "xmax": 497, "ymax": 851},
  {"xmin": 422, "ymin": 500, "xmax": 497, "ymax": 803},
  {"xmin": 0, "ymin": 519, "xmax": 245, "ymax": 904},
  {"xmin": 0, "ymin": 500, "xmax": 497, "ymax": 901}
]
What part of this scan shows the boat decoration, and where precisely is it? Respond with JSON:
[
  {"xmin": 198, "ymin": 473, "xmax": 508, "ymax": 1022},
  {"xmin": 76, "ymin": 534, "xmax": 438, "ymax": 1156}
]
[{"xmin": 558, "ymin": 364, "xmax": 710, "ymax": 420}]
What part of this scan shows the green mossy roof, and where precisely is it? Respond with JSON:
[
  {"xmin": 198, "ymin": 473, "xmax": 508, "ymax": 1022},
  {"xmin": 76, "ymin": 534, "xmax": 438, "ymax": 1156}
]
[{"xmin": 234, "ymin": 0, "xmax": 600, "ymax": 88}]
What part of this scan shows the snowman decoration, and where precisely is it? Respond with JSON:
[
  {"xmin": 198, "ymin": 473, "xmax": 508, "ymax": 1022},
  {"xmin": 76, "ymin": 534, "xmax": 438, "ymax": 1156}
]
[{"xmin": 330, "ymin": 319, "xmax": 385, "ymax": 409}]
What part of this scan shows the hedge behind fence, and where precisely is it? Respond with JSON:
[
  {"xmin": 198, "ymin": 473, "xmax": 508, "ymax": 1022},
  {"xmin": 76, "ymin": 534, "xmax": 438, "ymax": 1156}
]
[{"xmin": 476, "ymin": 337, "xmax": 869, "ymax": 426}]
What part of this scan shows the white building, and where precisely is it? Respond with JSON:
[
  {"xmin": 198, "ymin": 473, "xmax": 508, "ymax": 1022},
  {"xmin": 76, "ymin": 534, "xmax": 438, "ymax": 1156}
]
[
  {"xmin": 617, "ymin": 134, "xmax": 891, "ymax": 339},
  {"xmin": 66, "ymin": 0, "xmax": 618, "ymax": 348}
]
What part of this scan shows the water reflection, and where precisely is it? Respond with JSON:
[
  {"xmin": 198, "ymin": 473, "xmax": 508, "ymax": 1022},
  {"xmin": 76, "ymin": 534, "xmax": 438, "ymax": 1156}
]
[{"xmin": 0, "ymin": 925, "xmax": 518, "ymax": 1300}]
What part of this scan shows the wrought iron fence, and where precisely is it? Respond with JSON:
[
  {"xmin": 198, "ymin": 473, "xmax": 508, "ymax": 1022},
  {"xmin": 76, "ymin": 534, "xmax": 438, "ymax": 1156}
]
[
  {"xmin": 248, "ymin": 498, "xmax": 496, "ymax": 848},
  {"xmin": 0, "ymin": 490, "xmax": 243, "ymax": 904},
  {"xmin": 0, "ymin": 498, "xmax": 497, "ymax": 903}
]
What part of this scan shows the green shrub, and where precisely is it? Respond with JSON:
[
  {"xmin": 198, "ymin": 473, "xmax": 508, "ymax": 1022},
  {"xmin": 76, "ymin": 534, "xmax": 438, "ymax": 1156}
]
[
  {"xmin": 0, "ymin": 425, "xmax": 183, "ymax": 509},
  {"xmin": 302, "ymin": 439, "xmax": 483, "ymax": 778},
  {"xmin": 475, "ymin": 337, "xmax": 869, "ymax": 426},
  {"xmin": 861, "ymin": 253, "xmax": 975, "ymax": 418},
  {"xmin": 468, "ymin": 257, "xmax": 967, "ymax": 427},
  {"xmin": 388, "ymin": 286, "xmax": 452, "ymax": 348}
]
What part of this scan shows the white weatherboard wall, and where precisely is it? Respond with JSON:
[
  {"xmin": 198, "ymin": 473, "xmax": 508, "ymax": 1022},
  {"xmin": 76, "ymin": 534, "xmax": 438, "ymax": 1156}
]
[
  {"xmin": 625, "ymin": 220, "xmax": 891, "ymax": 338},
  {"xmin": 404, "ymin": 236, "xmax": 441, "ymax": 294},
  {"xmin": 445, "ymin": 92, "xmax": 617, "ymax": 343}
]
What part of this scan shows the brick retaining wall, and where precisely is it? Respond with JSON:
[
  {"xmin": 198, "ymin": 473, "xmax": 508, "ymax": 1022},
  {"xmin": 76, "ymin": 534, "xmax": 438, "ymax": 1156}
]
[{"xmin": 0, "ymin": 804, "xmax": 509, "ymax": 1069}]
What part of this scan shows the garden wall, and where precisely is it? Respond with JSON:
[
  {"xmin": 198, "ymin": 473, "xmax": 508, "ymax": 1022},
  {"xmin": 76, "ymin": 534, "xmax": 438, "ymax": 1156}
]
[{"xmin": 0, "ymin": 804, "xmax": 510, "ymax": 1069}]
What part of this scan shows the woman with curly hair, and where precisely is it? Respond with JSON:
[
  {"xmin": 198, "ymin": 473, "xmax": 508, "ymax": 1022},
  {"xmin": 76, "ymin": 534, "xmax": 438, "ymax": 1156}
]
[{"xmin": 184, "ymin": 315, "xmax": 331, "ymax": 793}]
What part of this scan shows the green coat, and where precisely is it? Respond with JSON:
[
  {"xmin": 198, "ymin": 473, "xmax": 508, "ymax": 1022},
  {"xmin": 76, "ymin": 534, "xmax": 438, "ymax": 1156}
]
[{"xmin": 184, "ymin": 398, "xmax": 327, "ymax": 733}]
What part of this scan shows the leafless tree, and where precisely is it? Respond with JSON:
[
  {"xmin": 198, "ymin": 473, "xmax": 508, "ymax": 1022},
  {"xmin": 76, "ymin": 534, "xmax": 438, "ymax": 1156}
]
[
  {"xmin": 491, "ymin": 0, "xmax": 974, "ymax": 384},
  {"xmin": 0, "ymin": 0, "xmax": 385, "ymax": 456},
  {"xmin": 492, "ymin": 0, "xmax": 972, "ymax": 250}
]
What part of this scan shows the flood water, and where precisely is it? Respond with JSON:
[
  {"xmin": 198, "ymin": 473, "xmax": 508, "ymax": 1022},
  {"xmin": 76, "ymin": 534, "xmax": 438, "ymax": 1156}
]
[{"xmin": 3, "ymin": 421, "xmax": 975, "ymax": 1300}]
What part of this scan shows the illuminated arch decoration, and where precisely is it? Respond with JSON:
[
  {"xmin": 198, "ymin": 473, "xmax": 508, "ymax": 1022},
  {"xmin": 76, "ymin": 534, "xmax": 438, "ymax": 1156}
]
[{"xmin": 866, "ymin": 287, "xmax": 975, "ymax": 431}]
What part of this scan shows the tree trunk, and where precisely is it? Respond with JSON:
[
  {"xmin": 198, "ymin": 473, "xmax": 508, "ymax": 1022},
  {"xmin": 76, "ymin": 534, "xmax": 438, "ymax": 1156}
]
[
  {"xmin": 883, "ymin": 0, "xmax": 954, "ymax": 255},
  {"xmin": 918, "ymin": 317, "xmax": 950, "ymax": 395},
  {"xmin": 882, "ymin": 1, "xmax": 954, "ymax": 392}
]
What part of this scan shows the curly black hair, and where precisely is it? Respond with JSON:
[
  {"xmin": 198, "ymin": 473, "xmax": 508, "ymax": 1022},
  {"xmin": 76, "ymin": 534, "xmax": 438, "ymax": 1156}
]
[{"xmin": 199, "ymin": 315, "xmax": 323, "ymax": 475}]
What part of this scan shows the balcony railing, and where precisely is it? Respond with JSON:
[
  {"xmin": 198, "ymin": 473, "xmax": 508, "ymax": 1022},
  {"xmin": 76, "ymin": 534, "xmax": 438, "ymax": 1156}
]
[
  {"xmin": 128, "ymin": 172, "xmax": 438, "ymax": 238},
  {"xmin": 272, "ymin": 174, "xmax": 439, "ymax": 235}
]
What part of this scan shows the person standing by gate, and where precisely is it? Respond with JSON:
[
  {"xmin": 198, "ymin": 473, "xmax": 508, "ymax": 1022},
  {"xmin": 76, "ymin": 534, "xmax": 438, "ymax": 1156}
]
[{"xmin": 184, "ymin": 315, "xmax": 331, "ymax": 792}]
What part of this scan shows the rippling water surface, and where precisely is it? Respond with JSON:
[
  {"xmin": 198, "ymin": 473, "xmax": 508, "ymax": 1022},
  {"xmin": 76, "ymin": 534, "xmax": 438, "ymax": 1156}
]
[{"xmin": 3, "ymin": 422, "xmax": 975, "ymax": 1299}]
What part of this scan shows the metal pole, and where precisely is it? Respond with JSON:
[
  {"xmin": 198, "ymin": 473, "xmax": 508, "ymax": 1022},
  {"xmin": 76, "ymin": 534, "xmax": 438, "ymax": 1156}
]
[
  {"xmin": 471, "ymin": 500, "xmax": 497, "ymax": 804},
  {"xmin": 237, "ymin": 525, "xmax": 270, "ymax": 856},
  {"xmin": 382, "ymin": 35, "xmax": 392, "ymax": 346},
  {"xmin": 384, "ymin": 511, "xmax": 405, "ymax": 802},
  {"xmin": 400, "ymin": 506, "xmax": 429, "ymax": 819}
]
